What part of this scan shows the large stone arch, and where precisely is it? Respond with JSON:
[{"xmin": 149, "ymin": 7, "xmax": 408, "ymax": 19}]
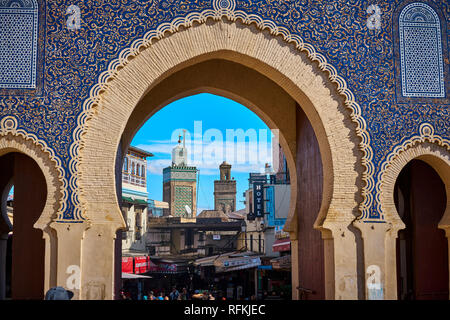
[
  {"xmin": 76, "ymin": 16, "xmax": 365, "ymax": 299},
  {"xmin": 77, "ymin": 19, "xmax": 366, "ymax": 228},
  {"xmin": 0, "ymin": 116, "xmax": 65, "ymax": 297}
]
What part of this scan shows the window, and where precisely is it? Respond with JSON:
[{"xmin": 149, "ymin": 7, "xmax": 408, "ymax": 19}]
[
  {"xmin": 258, "ymin": 234, "xmax": 262, "ymax": 253},
  {"xmin": 0, "ymin": 0, "xmax": 39, "ymax": 89},
  {"xmin": 185, "ymin": 229, "xmax": 194, "ymax": 247},
  {"xmin": 135, "ymin": 209, "xmax": 142, "ymax": 240},
  {"xmin": 123, "ymin": 157, "xmax": 128, "ymax": 172},
  {"xmin": 399, "ymin": 3, "xmax": 445, "ymax": 98},
  {"xmin": 121, "ymin": 208, "xmax": 128, "ymax": 240}
]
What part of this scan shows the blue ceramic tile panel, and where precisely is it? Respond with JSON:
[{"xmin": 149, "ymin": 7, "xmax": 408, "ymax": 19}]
[
  {"xmin": 399, "ymin": 3, "xmax": 445, "ymax": 98},
  {"xmin": 0, "ymin": 0, "xmax": 38, "ymax": 89}
]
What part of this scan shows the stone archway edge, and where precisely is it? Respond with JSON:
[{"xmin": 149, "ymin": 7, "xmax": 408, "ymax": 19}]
[
  {"xmin": 0, "ymin": 116, "xmax": 67, "ymax": 296},
  {"xmin": 376, "ymin": 122, "xmax": 450, "ymax": 219},
  {"xmin": 0, "ymin": 116, "xmax": 67, "ymax": 223},
  {"xmin": 69, "ymin": 3, "xmax": 375, "ymax": 223}
]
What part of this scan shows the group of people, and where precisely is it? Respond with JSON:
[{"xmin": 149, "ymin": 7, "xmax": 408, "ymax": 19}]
[
  {"xmin": 119, "ymin": 286, "xmax": 229, "ymax": 301},
  {"xmin": 120, "ymin": 286, "xmax": 190, "ymax": 300},
  {"xmin": 119, "ymin": 286, "xmax": 289, "ymax": 301}
]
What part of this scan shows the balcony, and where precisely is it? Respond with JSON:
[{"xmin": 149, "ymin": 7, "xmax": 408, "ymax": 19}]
[{"xmin": 122, "ymin": 172, "xmax": 146, "ymax": 188}]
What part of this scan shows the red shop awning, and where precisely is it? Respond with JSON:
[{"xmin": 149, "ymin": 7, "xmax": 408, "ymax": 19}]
[{"xmin": 272, "ymin": 238, "xmax": 291, "ymax": 252}]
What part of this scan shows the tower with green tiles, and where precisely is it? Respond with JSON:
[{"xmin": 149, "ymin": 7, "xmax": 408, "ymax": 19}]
[{"xmin": 163, "ymin": 131, "xmax": 197, "ymax": 217}]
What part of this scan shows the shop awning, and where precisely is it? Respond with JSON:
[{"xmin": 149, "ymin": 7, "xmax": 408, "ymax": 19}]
[
  {"xmin": 194, "ymin": 253, "xmax": 229, "ymax": 267},
  {"xmin": 122, "ymin": 196, "xmax": 134, "ymax": 203},
  {"xmin": 134, "ymin": 199, "xmax": 148, "ymax": 205},
  {"xmin": 272, "ymin": 238, "xmax": 291, "ymax": 252},
  {"xmin": 216, "ymin": 256, "xmax": 262, "ymax": 273},
  {"xmin": 270, "ymin": 255, "xmax": 291, "ymax": 270}
]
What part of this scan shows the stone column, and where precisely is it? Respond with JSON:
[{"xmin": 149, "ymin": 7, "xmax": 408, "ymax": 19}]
[
  {"xmin": 439, "ymin": 226, "xmax": 450, "ymax": 300},
  {"xmin": 322, "ymin": 219, "xmax": 359, "ymax": 300},
  {"xmin": 384, "ymin": 221, "xmax": 404, "ymax": 300},
  {"xmin": 289, "ymin": 234, "xmax": 299, "ymax": 300},
  {"xmin": 0, "ymin": 233, "xmax": 8, "ymax": 300},
  {"xmin": 354, "ymin": 220, "xmax": 392, "ymax": 300},
  {"xmin": 81, "ymin": 223, "xmax": 120, "ymax": 300},
  {"xmin": 320, "ymin": 229, "xmax": 335, "ymax": 300},
  {"xmin": 50, "ymin": 222, "xmax": 87, "ymax": 300}
]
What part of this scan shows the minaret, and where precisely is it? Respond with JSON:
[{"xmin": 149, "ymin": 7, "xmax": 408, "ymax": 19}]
[
  {"xmin": 163, "ymin": 131, "xmax": 197, "ymax": 217},
  {"xmin": 214, "ymin": 161, "xmax": 237, "ymax": 214},
  {"xmin": 172, "ymin": 130, "xmax": 188, "ymax": 166}
]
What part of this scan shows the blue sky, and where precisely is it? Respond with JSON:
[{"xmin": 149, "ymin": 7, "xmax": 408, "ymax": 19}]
[{"xmin": 132, "ymin": 93, "xmax": 276, "ymax": 214}]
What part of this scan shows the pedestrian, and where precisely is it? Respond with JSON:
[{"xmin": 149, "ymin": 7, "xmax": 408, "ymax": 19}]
[
  {"xmin": 169, "ymin": 286, "xmax": 179, "ymax": 300},
  {"xmin": 148, "ymin": 290, "xmax": 156, "ymax": 300},
  {"xmin": 157, "ymin": 292, "xmax": 164, "ymax": 300},
  {"xmin": 192, "ymin": 290, "xmax": 202, "ymax": 299},
  {"xmin": 44, "ymin": 287, "xmax": 74, "ymax": 300}
]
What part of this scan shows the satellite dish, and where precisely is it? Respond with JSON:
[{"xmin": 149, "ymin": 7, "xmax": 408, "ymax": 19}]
[{"xmin": 185, "ymin": 205, "xmax": 192, "ymax": 215}]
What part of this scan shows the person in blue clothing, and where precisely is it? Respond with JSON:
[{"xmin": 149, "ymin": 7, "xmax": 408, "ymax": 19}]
[
  {"xmin": 169, "ymin": 286, "xmax": 179, "ymax": 300},
  {"xmin": 44, "ymin": 287, "xmax": 74, "ymax": 300}
]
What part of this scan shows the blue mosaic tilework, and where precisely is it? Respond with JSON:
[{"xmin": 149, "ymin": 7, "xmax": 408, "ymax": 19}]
[
  {"xmin": 399, "ymin": 2, "xmax": 445, "ymax": 98},
  {"xmin": 0, "ymin": 0, "xmax": 38, "ymax": 89},
  {"xmin": 0, "ymin": 0, "xmax": 448, "ymax": 220}
]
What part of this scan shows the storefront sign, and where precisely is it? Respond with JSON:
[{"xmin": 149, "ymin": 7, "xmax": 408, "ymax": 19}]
[
  {"xmin": 253, "ymin": 183, "xmax": 264, "ymax": 218},
  {"xmin": 219, "ymin": 257, "xmax": 262, "ymax": 272},
  {"xmin": 122, "ymin": 257, "xmax": 134, "ymax": 274},
  {"xmin": 148, "ymin": 260, "xmax": 178, "ymax": 273},
  {"xmin": 134, "ymin": 256, "xmax": 149, "ymax": 274}
]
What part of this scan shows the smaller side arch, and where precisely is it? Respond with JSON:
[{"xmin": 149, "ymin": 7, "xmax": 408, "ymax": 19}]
[
  {"xmin": 378, "ymin": 124, "xmax": 450, "ymax": 226},
  {"xmin": 377, "ymin": 125, "xmax": 450, "ymax": 299},
  {"xmin": 0, "ymin": 118, "xmax": 65, "ymax": 295}
]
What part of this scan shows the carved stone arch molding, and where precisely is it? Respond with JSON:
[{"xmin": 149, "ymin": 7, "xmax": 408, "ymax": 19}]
[
  {"xmin": 378, "ymin": 123, "xmax": 450, "ymax": 229},
  {"xmin": 0, "ymin": 115, "xmax": 68, "ymax": 293},
  {"xmin": 73, "ymin": 4, "xmax": 373, "ymax": 230}
]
